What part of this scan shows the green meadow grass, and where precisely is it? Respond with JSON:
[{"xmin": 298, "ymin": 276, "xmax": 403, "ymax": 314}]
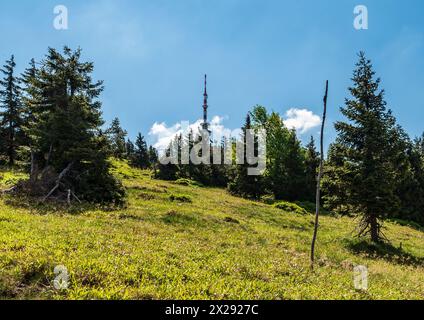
[{"xmin": 0, "ymin": 160, "xmax": 423, "ymax": 300}]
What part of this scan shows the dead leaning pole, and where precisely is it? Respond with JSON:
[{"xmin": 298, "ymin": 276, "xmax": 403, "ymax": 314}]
[{"xmin": 310, "ymin": 80, "xmax": 328, "ymax": 270}]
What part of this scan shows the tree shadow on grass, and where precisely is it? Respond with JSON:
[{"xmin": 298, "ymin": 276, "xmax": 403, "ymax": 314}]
[
  {"xmin": 294, "ymin": 201, "xmax": 334, "ymax": 216},
  {"xmin": 387, "ymin": 218, "xmax": 424, "ymax": 233},
  {"xmin": 1, "ymin": 194, "xmax": 121, "ymax": 216},
  {"xmin": 345, "ymin": 239, "xmax": 424, "ymax": 267}
]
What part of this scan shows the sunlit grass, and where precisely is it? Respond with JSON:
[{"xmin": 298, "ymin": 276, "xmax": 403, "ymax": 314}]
[{"xmin": 0, "ymin": 160, "xmax": 423, "ymax": 299}]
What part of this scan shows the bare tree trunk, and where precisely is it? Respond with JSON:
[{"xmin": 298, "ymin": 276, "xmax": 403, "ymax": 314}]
[
  {"xmin": 310, "ymin": 80, "xmax": 328, "ymax": 270},
  {"xmin": 369, "ymin": 215, "xmax": 379, "ymax": 243},
  {"xmin": 30, "ymin": 149, "xmax": 37, "ymax": 182},
  {"xmin": 46, "ymin": 144, "xmax": 53, "ymax": 166},
  {"xmin": 30, "ymin": 150, "xmax": 35, "ymax": 180}
]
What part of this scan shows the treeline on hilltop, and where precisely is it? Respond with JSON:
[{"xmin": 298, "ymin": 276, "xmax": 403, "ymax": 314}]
[
  {"xmin": 154, "ymin": 109, "xmax": 320, "ymax": 204},
  {"xmin": 1, "ymin": 47, "xmax": 424, "ymax": 242},
  {"xmin": 153, "ymin": 52, "xmax": 424, "ymax": 242}
]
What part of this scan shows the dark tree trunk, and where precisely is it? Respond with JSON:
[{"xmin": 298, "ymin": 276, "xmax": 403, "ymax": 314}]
[
  {"xmin": 8, "ymin": 121, "xmax": 15, "ymax": 166},
  {"xmin": 369, "ymin": 215, "xmax": 379, "ymax": 243}
]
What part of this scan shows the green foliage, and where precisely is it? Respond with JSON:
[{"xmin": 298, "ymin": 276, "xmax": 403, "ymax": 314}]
[
  {"xmin": 304, "ymin": 136, "xmax": 320, "ymax": 202},
  {"xmin": 393, "ymin": 134, "xmax": 424, "ymax": 225},
  {"xmin": 249, "ymin": 106, "xmax": 308, "ymax": 201},
  {"xmin": 274, "ymin": 201, "xmax": 308, "ymax": 215},
  {"xmin": 18, "ymin": 47, "xmax": 126, "ymax": 205},
  {"xmin": 106, "ymin": 118, "xmax": 127, "ymax": 159},
  {"xmin": 260, "ymin": 194, "xmax": 275, "ymax": 205},
  {"xmin": 133, "ymin": 133, "xmax": 150, "ymax": 168},
  {"xmin": 0, "ymin": 169, "xmax": 27, "ymax": 188},
  {"xmin": 228, "ymin": 114, "xmax": 263, "ymax": 199},
  {"xmin": 148, "ymin": 146, "xmax": 158, "ymax": 166},
  {"xmin": 169, "ymin": 193, "xmax": 192, "ymax": 203},
  {"xmin": 322, "ymin": 143, "xmax": 352, "ymax": 216},
  {"xmin": 0, "ymin": 55, "xmax": 25, "ymax": 166},
  {"xmin": 174, "ymin": 178, "xmax": 202, "ymax": 187},
  {"xmin": 155, "ymin": 129, "xmax": 229, "ymax": 187},
  {"xmin": 294, "ymin": 201, "xmax": 332, "ymax": 216},
  {"xmin": 389, "ymin": 218, "xmax": 423, "ymax": 231}
]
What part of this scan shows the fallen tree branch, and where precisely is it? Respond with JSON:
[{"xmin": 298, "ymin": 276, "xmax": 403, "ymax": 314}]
[
  {"xmin": 71, "ymin": 191, "xmax": 82, "ymax": 203},
  {"xmin": 0, "ymin": 186, "xmax": 17, "ymax": 194},
  {"xmin": 42, "ymin": 162, "xmax": 74, "ymax": 202}
]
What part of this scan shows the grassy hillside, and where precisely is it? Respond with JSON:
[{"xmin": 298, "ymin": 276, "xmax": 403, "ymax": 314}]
[{"xmin": 0, "ymin": 161, "xmax": 423, "ymax": 300}]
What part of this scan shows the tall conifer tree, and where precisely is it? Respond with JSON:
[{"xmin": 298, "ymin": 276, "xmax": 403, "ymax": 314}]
[
  {"xmin": 333, "ymin": 52, "xmax": 400, "ymax": 242},
  {"xmin": 22, "ymin": 47, "xmax": 125, "ymax": 204},
  {"xmin": 0, "ymin": 55, "xmax": 24, "ymax": 165}
]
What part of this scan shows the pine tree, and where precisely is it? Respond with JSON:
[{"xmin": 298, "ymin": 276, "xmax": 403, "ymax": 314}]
[
  {"xmin": 20, "ymin": 59, "xmax": 37, "ymax": 131},
  {"xmin": 304, "ymin": 136, "xmax": 320, "ymax": 202},
  {"xmin": 133, "ymin": 133, "xmax": 150, "ymax": 168},
  {"xmin": 155, "ymin": 136, "xmax": 179, "ymax": 180},
  {"xmin": 321, "ymin": 142, "xmax": 352, "ymax": 215},
  {"xmin": 20, "ymin": 47, "xmax": 125, "ymax": 204},
  {"xmin": 125, "ymin": 139, "xmax": 135, "ymax": 161},
  {"xmin": 148, "ymin": 145, "xmax": 158, "ymax": 167},
  {"xmin": 283, "ymin": 129, "xmax": 307, "ymax": 201},
  {"xmin": 332, "ymin": 52, "xmax": 400, "ymax": 242},
  {"xmin": 228, "ymin": 114, "xmax": 262, "ymax": 199},
  {"xmin": 0, "ymin": 55, "xmax": 24, "ymax": 166},
  {"xmin": 209, "ymin": 140, "xmax": 229, "ymax": 187},
  {"xmin": 182, "ymin": 128, "xmax": 196, "ymax": 179},
  {"xmin": 106, "ymin": 117, "xmax": 127, "ymax": 159},
  {"xmin": 394, "ymin": 132, "xmax": 424, "ymax": 224}
]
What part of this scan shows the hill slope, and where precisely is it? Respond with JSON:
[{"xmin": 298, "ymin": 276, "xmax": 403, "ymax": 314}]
[{"xmin": 0, "ymin": 161, "xmax": 423, "ymax": 300}]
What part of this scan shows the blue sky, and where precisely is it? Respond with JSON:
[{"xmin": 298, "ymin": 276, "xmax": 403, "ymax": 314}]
[{"xmin": 1, "ymin": 0, "xmax": 423, "ymax": 149}]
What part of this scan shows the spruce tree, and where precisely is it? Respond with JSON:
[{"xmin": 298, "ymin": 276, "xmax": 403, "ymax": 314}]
[
  {"xmin": 304, "ymin": 136, "xmax": 320, "ymax": 202},
  {"xmin": 0, "ymin": 55, "xmax": 24, "ymax": 166},
  {"xmin": 183, "ymin": 128, "xmax": 196, "ymax": 179},
  {"xmin": 148, "ymin": 145, "xmax": 158, "ymax": 167},
  {"xmin": 321, "ymin": 142, "xmax": 352, "ymax": 215},
  {"xmin": 333, "ymin": 52, "xmax": 400, "ymax": 242},
  {"xmin": 21, "ymin": 47, "xmax": 125, "ymax": 204},
  {"xmin": 134, "ymin": 133, "xmax": 150, "ymax": 168},
  {"xmin": 106, "ymin": 117, "xmax": 127, "ymax": 159},
  {"xmin": 394, "ymin": 132, "xmax": 424, "ymax": 224},
  {"xmin": 20, "ymin": 58, "xmax": 39, "ymax": 145},
  {"xmin": 125, "ymin": 139, "xmax": 135, "ymax": 161},
  {"xmin": 155, "ymin": 136, "xmax": 179, "ymax": 180},
  {"xmin": 228, "ymin": 114, "xmax": 262, "ymax": 199},
  {"xmin": 283, "ymin": 129, "xmax": 307, "ymax": 201}
]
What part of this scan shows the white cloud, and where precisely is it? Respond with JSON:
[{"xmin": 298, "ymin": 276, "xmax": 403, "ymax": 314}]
[
  {"xmin": 283, "ymin": 108, "xmax": 321, "ymax": 134},
  {"xmin": 149, "ymin": 122, "xmax": 182, "ymax": 151},
  {"xmin": 149, "ymin": 109, "xmax": 320, "ymax": 151}
]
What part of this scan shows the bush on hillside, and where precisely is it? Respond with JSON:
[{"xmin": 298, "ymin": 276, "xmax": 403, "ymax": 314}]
[
  {"xmin": 169, "ymin": 194, "xmax": 192, "ymax": 203},
  {"xmin": 295, "ymin": 201, "xmax": 332, "ymax": 215},
  {"xmin": 274, "ymin": 201, "xmax": 308, "ymax": 215},
  {"xmin": 174, "ymin": 178, "xmax": 203, "ymax": 187}
]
